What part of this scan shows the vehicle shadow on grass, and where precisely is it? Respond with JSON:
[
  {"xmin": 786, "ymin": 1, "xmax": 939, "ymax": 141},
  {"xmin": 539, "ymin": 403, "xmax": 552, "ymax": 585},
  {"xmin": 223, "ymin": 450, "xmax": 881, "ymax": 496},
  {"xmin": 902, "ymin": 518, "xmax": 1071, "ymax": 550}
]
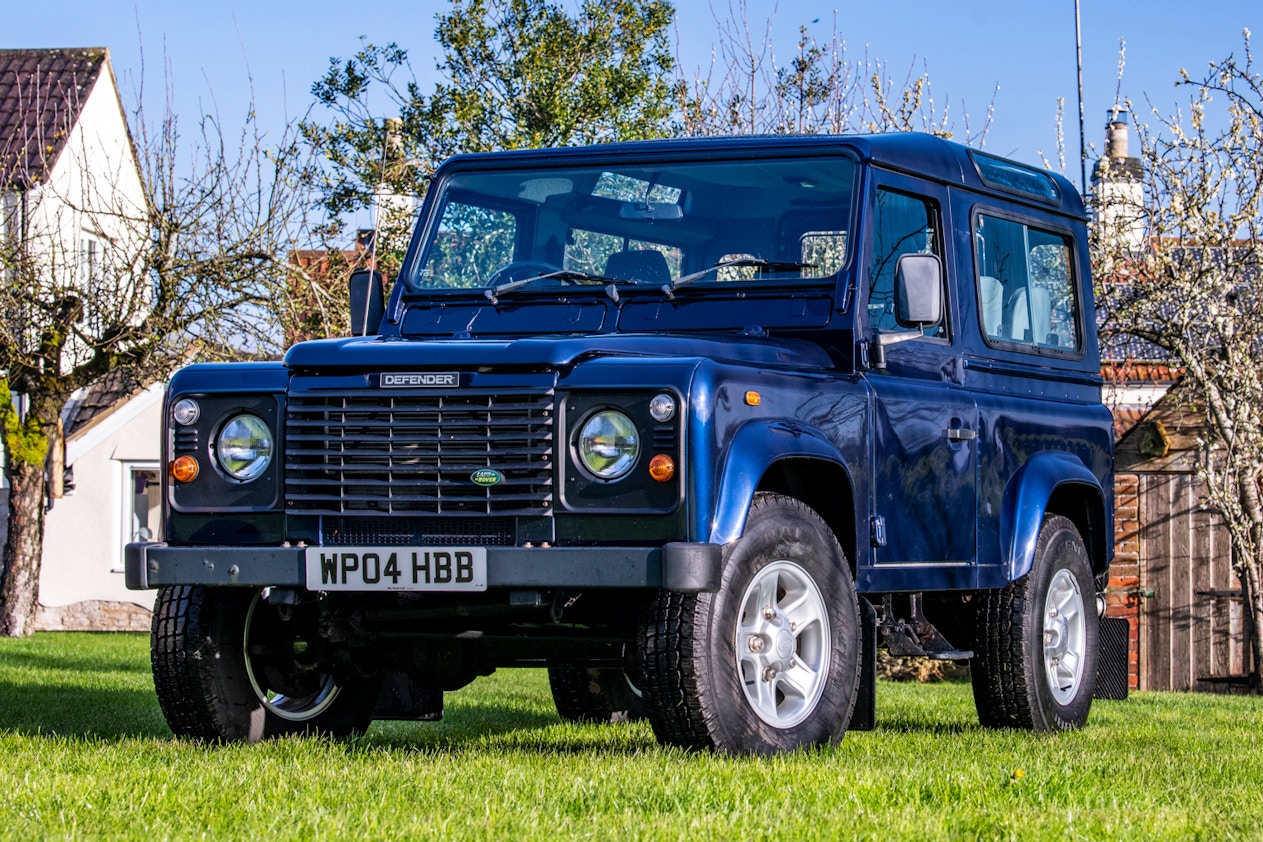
[
  {"xmin": 0, "ymin": 648, "xmax": 153, "ymax": 677},
  {"xmin": 0, "ymin": 676, "xmax": 609, "ymax": 750},
  {"xmin": 0, "ymin": 678, "xmax": 170, "ymax": 740},
  {"xmin": 364, "ymin": 702, "xmax": 658, "ymax": 755}
]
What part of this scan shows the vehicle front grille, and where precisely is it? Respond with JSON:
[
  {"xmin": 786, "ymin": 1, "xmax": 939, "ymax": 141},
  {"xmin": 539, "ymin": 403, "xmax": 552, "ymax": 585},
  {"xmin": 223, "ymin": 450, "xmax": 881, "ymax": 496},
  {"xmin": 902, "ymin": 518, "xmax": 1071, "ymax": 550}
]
[
  {"xmin": 285, "ymin": 388, "xmax": 554, "ymax": 516},
  {"xmin": 322, "ymin": 515, "xmax": 517, "ymax": 546}
]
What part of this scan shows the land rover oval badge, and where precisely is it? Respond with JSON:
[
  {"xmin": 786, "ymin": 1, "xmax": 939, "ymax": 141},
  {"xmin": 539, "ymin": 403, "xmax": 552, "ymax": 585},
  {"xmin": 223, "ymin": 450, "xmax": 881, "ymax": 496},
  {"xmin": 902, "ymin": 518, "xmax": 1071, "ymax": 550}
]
[{"xmin": 470, "ymin": 469, "xmax": 503, "ymax": 487}]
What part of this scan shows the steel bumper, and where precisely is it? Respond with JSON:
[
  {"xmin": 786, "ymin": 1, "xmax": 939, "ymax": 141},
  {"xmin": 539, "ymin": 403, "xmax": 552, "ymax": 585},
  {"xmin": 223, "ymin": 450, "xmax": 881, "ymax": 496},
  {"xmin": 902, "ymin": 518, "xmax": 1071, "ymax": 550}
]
[{"xmin": 124, "ymin": 541, "xmax": 723, "ymax": 593}]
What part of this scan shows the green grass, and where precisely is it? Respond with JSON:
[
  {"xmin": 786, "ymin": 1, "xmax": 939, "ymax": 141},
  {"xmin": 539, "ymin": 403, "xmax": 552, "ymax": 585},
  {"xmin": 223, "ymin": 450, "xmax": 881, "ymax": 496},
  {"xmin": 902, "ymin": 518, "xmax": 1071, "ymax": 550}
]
[{"xmin": 1, "ymin": 633, "xmax": 1261, "ymax": 840}]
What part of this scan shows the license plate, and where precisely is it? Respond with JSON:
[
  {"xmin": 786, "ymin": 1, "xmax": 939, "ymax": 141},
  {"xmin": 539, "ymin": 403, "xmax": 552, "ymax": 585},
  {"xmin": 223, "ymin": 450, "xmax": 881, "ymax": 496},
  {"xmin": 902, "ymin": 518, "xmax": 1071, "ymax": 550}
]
[{"xmin": 305, "ymin": 547, "xmax": 487, "ymax": 592}]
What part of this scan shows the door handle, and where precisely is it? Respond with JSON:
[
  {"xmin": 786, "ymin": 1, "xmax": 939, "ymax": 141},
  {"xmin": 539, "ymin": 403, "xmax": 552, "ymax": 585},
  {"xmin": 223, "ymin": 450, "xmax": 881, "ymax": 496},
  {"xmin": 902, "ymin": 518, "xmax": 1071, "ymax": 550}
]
[{"xmin": 943, "ymin": 427, "xmax": 977, "ymax": 442}]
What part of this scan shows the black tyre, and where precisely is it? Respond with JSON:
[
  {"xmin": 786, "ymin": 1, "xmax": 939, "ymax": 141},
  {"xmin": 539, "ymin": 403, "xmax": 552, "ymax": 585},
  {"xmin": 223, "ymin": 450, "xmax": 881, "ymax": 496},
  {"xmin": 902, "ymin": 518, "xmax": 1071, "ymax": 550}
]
[
  {"xmin": 640, "ymin": 493, "xmax": 862, "ymax": 754},
  {"xmin": 151, "ymin": 585, "xmax": 381, "ymax": 742},
  {"xmin": 971, "ymin": 514, "xmax": 1099, "ymax": 731},
  {"xmin": 548, "ymin": 666, "xmax": 648, "ymax": 724}
]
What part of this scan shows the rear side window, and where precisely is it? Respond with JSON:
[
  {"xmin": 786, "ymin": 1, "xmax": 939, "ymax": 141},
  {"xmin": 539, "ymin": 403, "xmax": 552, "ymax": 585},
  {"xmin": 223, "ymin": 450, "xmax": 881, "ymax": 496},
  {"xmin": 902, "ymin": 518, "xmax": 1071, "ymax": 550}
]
[{"xmin": 974, "ymin": 214, "xmax": 1079, "ymax": 353}]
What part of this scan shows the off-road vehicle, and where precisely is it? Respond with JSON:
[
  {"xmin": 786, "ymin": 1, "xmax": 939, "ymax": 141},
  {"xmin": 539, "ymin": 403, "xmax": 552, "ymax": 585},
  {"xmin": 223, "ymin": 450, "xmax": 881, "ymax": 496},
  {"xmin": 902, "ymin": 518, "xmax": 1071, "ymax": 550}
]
[{"xmin": 128, "ymin": 133, "xmax": 1113, "ymax": 753}]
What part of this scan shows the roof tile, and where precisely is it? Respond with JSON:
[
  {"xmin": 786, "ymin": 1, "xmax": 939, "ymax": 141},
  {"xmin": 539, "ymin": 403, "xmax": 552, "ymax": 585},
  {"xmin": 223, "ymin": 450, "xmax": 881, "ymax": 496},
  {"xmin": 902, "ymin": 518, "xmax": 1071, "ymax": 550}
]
[{"xmin": 0, "ymin": 48, "xmax": 108, "ymax": 187}]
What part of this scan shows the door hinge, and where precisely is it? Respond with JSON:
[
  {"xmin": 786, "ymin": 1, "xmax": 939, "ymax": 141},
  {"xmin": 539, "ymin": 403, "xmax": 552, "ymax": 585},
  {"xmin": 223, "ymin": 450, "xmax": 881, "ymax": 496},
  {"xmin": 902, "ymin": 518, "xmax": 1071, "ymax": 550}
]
[{"xmin": 870, "ymin": 516, "xmax": 887, "ymax": 548}]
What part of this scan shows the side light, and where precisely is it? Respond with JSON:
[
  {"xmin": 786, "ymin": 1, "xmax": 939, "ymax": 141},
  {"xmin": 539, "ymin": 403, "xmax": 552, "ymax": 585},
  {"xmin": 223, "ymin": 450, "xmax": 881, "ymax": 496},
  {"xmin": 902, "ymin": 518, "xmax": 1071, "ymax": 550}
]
[
  {"xmin": 648, "ymin": 393, "xmax": 677, "ymax": 422},
  {"xmin": 745, "ymin": 391, "xmax": 761, "ymax": 406},
  {"xmin": 170, "ymin": 455, "xmax": 199, "ymax": 483},
  {"xmin": 172, "ymin": 398, "xmax": 201, "ymax": 426}
]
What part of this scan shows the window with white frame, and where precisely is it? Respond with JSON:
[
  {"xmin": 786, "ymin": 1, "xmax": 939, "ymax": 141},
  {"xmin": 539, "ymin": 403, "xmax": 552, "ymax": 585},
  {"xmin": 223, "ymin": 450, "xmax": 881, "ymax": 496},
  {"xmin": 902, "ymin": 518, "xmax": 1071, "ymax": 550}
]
[
  {"xmin": 119, "ymin": 463, "xmax": 162, "ymax": 571},
  {"xmin": 80, "ymin": 231, "xmax": 107, "ymax": 286}
]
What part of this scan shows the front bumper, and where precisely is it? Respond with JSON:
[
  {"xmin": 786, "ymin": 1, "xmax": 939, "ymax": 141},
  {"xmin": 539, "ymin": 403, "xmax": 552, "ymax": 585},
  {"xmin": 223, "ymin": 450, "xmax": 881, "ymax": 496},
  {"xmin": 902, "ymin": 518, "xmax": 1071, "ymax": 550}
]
[{"xmin": 125, "ymin": 541, "xmax": 723, "ymax": 593}]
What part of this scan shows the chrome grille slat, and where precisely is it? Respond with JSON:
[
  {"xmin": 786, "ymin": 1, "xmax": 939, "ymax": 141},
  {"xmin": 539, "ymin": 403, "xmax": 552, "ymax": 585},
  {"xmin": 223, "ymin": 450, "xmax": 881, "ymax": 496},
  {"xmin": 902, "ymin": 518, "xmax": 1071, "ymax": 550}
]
[{"xmin": 285, "ymin": 388, "xmax": 554, "ymax": 516}]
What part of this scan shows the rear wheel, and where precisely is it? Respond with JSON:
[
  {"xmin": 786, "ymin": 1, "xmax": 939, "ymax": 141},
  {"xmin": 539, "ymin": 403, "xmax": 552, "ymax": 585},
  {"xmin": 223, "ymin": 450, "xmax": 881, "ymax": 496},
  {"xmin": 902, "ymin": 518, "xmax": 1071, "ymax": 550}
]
[
  {"xmin": 548, "ymin": 666, "xmax": 647, "ymax": 724},
  {"xmin": 640, "ymin": 493, "xmax": 861, "ymax": 753},
  {"xmin": 971, "ymin": 514, "xmax": 1099, "ymax": 731},
  {"xmin": 151, "ymin": 586, "xmax": 380, "ymax": 742}
]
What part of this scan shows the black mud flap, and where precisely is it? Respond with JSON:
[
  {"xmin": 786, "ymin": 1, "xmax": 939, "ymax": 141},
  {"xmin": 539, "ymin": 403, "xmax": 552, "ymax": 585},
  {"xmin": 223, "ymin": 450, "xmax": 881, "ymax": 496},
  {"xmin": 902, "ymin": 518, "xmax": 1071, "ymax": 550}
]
[
  {"xmin": 373, "ymin": 671, "xmax": 445, "ymax": 721},
  {"xmin": 1094, "ymin": 616, "xmax": 1130, "ymax": 700},
  {"xmin": 848, "ymin": 596, "xmax": 877, "ymax": 731}
]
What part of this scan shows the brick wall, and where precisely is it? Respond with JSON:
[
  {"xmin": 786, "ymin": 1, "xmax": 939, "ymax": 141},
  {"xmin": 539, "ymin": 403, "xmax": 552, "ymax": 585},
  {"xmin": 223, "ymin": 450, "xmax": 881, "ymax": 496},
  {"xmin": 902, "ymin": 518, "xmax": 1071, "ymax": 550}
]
[
  {"xmin": 35, "ymin": 600, "xmax": 152, "ymax": 632},
  {"xmin": 1108, "ymin": 473, "xmax": 1142, "ymax": 689}
]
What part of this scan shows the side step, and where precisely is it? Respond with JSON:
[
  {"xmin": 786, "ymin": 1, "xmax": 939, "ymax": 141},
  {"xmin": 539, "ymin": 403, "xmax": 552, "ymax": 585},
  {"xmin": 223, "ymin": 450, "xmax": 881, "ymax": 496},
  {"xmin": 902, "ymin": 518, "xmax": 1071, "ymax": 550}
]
[{"xmin": 877, "ymin": 594, "xmax": 973, "ymax": 661}]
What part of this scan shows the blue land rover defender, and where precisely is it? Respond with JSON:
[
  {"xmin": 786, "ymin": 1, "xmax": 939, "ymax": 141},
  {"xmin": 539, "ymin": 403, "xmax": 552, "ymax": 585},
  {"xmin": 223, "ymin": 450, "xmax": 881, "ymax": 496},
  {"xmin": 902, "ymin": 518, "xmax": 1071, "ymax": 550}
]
[{"xmin": 128, "ymin": 134, "xmax": 1113, "ymax": 753}]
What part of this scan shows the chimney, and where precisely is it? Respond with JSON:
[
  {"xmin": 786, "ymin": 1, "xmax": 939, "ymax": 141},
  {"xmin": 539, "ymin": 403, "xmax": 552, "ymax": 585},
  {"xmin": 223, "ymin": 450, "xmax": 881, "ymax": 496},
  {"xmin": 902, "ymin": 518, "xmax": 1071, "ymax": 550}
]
[
  {"xmin": 1105, "ymin": 110, "xmax": 1132, "ymax": 159},
  {"xmin": 1091, "ymin": 108, "xmax": 1146, "ymax": 252}
]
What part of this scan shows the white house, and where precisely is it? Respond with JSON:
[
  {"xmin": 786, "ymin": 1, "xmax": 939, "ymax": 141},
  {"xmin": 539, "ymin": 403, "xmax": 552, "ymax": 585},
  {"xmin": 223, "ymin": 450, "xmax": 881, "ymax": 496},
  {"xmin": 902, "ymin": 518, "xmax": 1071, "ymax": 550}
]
[{"xmin": 1, "ymin": 47, "xmax": 158, "ymax": 630}]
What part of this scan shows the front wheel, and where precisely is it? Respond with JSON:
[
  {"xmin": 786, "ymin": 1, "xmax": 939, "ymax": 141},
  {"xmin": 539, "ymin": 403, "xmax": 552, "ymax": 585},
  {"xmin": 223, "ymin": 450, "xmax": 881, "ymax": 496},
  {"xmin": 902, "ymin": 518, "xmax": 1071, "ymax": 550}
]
[
  {"xmin": 640, "ymin": 493, "xmax": 861, "ymax": 753},
  {"xmin": 150, "ymin": 586, "xmax": 381, "ymax": 742},
  {"xmin": 971, "ymin": 514, "xmax": 1099, "ymax": 731}
]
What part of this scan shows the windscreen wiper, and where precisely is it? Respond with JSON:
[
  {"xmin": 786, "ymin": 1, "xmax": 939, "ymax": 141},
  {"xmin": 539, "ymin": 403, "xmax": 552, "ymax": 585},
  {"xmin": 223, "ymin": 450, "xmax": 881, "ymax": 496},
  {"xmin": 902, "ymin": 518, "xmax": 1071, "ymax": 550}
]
[
  {"xmin": 661, "ymin": 258, "xmax": 817, "ymax": 299},
  {"xmin": 484, "ymin": 270, "xmax": 635, "ymax": 305}
]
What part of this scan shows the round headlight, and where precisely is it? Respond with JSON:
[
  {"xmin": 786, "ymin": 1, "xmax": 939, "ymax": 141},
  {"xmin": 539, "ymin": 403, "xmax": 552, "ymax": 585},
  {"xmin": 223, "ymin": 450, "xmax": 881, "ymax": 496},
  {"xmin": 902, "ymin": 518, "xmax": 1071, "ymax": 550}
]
[
  {"xmin": 172, "ymin": 398, "xmax": 201, "ymax": 426},
  {"xmin": 578, "ymin": 410, "xmax": 640, "ymax": 479},
  {"xmin": 215, "ymin": 413, "xmax": 274, "ymax": 482}
]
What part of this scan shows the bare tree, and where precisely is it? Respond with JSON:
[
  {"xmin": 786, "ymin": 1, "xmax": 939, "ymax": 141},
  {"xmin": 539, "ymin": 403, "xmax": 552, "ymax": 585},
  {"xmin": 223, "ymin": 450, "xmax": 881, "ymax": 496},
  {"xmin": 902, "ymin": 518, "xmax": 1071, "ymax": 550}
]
[
  {"xmin": 675, "ymin": 2, "xmax": 994, "ymax": 142},
  {"xmin": 1095, "ymin": 31, "xmax": 1263, "ymax": 688},
  {"xmin": 0, "ymin": 53, "xmax": 313, "ymax": 636}
]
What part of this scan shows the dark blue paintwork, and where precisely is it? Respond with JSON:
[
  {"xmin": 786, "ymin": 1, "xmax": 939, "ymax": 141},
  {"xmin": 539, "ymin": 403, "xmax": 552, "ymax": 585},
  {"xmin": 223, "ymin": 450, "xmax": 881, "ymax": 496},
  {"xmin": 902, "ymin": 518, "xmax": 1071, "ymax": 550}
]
[{"xmin": 138, "ymin": 132, "xmax": 1112, "ymax": 602}]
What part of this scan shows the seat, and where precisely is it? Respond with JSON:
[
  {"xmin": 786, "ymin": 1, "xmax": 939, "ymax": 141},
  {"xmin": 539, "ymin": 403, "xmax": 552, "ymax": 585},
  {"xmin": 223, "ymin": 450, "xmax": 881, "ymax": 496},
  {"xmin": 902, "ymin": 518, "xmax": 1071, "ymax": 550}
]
[
  {"xmin": 1008, "ymin": 286, "xmax": 1052, "ymax": 344},
  {"xmin": 603, "ymin": 249, "xmax": 670, "ymax": 285},
  {"xmin": 979, "ymin": 275, "xmax": 1003, "ymax": 338}
]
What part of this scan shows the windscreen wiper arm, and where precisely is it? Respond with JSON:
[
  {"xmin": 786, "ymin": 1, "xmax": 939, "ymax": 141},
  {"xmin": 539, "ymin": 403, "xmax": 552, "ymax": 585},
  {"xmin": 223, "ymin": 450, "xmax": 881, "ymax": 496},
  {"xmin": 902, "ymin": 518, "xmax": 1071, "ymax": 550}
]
[
  {"xmin": 484, "ymin": 270, "xmax": 635, "ymax": 304},
  {"xmin": 661, "ymin": 258, "xmax": 817, "ymax": 299}
]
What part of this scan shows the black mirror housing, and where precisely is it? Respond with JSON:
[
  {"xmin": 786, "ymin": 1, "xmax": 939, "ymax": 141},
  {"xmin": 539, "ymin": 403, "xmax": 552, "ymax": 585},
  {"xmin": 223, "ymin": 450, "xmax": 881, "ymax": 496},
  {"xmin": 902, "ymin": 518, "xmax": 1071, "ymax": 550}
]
[
  {"xmin": 894, "ymin": 253, "xmax": 943, "ymax": 328},
  {"xmin": 349, "ymin": 269, "xmax": 386, "ymax": 336}
]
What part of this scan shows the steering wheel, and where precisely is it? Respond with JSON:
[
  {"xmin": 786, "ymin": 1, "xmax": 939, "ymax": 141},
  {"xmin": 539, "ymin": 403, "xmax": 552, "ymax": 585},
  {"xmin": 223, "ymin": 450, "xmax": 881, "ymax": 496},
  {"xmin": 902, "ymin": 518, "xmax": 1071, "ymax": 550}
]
[{"xmin": 486, "ymin": 261, "xmax": 562, "ymax": 288}]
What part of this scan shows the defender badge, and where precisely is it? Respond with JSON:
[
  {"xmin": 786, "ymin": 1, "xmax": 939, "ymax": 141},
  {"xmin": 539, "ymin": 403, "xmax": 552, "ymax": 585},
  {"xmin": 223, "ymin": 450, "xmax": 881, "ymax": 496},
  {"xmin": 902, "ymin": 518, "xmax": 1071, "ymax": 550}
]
[
  {"xmin": 380, "ymin": 372, "xmax": 459, "ymax": 388},
  {"xmin": 470, "ymin": 469, "xmax": 503, "ymax": 487}
]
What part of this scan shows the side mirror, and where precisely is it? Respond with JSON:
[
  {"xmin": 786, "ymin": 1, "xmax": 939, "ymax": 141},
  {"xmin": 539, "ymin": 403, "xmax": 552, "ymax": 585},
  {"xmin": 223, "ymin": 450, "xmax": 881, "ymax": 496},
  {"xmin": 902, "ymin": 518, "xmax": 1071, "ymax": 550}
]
[
  {"xmin": 894, "ymin": 253, "xmax": 943, "ymax": 328},
  {"xmin": 349, "ymin": 269, "xmax": 385, "ymax": 336}
]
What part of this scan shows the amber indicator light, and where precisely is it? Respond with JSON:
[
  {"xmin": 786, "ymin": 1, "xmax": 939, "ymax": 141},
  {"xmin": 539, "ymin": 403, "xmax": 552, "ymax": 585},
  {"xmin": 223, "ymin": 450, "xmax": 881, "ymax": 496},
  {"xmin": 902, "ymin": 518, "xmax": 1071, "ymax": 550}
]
[
  {"xmin": 745, "ymin": 391, "xmax": 761, "ymax": 406},
  {"xmin": 170, "ymin": 455, "xmax": 200, "ymax": 483},
  {"xmin": 648, "ymin": 453, "xmax": 676, "ymax": 482}
]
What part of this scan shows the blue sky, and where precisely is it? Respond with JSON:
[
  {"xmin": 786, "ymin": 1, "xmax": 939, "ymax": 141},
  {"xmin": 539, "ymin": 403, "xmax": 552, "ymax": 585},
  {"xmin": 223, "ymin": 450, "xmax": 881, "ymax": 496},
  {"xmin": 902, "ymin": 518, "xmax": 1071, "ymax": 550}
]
[{"xmin": 6, "ymin": 0, "xmax": 1259, "ymax": 190}]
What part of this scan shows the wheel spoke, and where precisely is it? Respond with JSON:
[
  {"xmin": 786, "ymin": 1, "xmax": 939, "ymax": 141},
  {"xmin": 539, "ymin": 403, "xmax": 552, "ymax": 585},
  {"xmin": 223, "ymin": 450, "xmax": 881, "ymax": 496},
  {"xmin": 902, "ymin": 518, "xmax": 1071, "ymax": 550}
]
[
  {"xmin": 779, "ymin": 660, "xmax": 819, "ymax": 701},
  {"xmin": 756, "ymin": 575, "xmax": 779, "ymax": 617},
  {"xmin": 753, "ymin": 670, "xmax": 780, "ymax": 718},
  {"xmin": 1052, "ymin": 585, "xmax": 1079, "ymax": 619},
  {"xmin": 781, "ymin": 592, "xmax": 824, "ymax": 632}
]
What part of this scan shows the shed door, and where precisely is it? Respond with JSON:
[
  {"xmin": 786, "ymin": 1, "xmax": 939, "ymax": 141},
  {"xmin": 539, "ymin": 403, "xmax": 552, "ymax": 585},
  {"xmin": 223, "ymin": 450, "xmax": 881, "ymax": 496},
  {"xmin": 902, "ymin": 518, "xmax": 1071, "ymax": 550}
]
[{"xmin": 1138, "ymin": 471, "xmax": 1247, "ymax": 691}]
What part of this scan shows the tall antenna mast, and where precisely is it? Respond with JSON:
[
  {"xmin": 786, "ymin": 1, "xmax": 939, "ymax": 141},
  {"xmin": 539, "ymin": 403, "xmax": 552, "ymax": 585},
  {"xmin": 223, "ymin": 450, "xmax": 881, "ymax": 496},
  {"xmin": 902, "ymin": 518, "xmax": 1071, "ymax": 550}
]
[{"xmin": 1076, "ymin": 0, "xmax": 1087, "ymax": 195}]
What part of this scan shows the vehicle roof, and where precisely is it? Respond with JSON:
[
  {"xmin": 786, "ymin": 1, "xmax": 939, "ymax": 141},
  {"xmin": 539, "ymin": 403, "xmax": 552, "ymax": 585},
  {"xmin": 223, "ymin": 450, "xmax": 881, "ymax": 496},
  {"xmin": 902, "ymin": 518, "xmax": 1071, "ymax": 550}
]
[{"xmin": 433, "ymin": 132, "xmax": 1086, "ymax": 220}]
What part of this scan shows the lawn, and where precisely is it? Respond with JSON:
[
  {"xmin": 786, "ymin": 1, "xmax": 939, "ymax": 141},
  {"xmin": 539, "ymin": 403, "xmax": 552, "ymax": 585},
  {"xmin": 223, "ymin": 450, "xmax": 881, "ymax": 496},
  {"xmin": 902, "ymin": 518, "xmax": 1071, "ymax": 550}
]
[{"xmin": 0, "ymin": 633, "xmax": 1260, "ymax": 840}]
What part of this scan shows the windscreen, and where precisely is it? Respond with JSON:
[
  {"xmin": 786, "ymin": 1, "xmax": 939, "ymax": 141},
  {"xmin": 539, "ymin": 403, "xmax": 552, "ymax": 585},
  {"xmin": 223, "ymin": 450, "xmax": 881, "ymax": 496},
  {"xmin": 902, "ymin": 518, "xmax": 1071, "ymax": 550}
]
[{"xmin": 407, "ymin": 156, "xmax": 856, "ymax": 293}]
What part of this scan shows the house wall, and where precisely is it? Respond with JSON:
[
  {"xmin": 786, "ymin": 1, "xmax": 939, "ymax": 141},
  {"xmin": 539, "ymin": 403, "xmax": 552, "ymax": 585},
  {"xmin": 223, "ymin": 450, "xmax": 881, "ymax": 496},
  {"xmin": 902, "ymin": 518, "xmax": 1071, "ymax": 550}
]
[
  {"xmin": 36, "ymin": 387, "xmax": 162, "ymax": 630},
  {"xmin": 21, "ymin": 56, "xmax": 147, "ymax": 368},
  {"xmin": 10, "ymin": 53, "xmax": 156, "ymax": 631}
]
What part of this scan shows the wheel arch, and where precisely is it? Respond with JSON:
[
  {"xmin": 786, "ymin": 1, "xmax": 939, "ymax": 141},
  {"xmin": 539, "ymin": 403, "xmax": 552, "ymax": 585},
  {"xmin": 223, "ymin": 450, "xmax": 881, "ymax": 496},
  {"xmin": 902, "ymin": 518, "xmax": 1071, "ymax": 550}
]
[
  {"xmin": 708, "ymin": 420, "xmax": 857, "ymax": 570},
  {"xmin": 1001, "ymin": 451, "xmax": 1110, "ymax": 582}
]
